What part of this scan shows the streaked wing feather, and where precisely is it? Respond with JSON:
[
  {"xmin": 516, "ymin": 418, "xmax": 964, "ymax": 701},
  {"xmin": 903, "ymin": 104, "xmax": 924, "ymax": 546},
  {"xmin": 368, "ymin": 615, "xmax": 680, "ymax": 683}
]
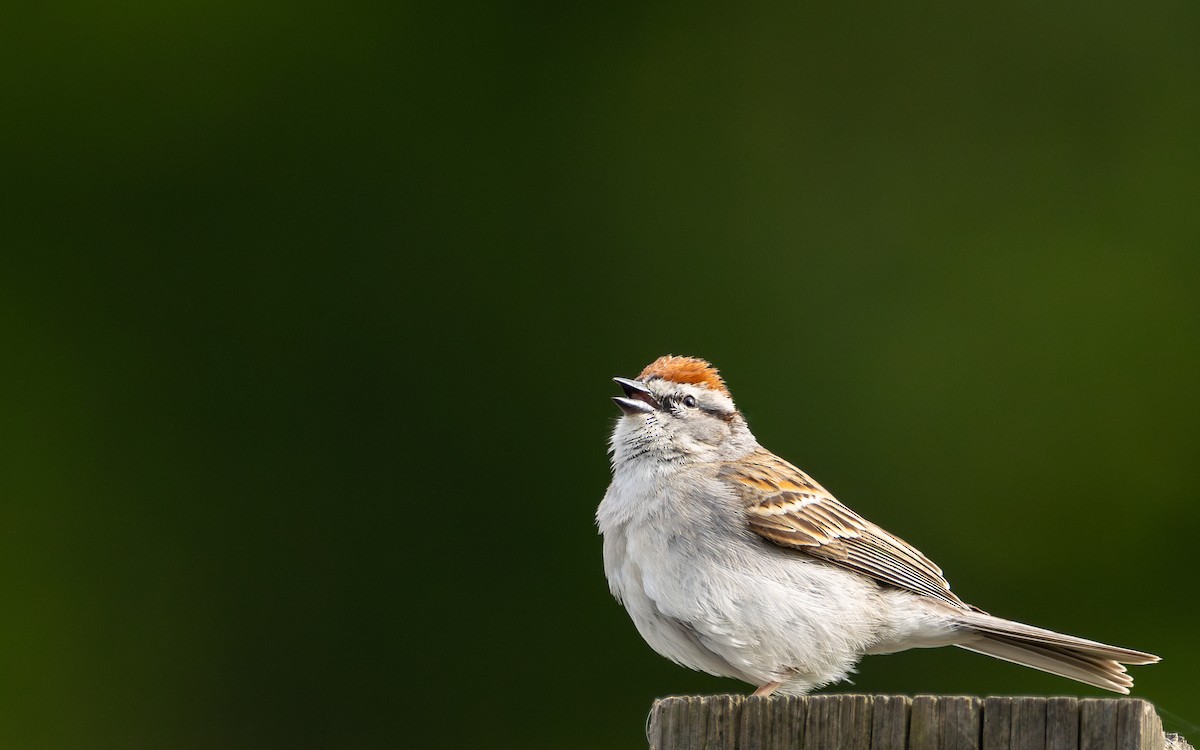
[{"xmin": 720, "ymin": 450, "xmax": 966, "ymax": 607}]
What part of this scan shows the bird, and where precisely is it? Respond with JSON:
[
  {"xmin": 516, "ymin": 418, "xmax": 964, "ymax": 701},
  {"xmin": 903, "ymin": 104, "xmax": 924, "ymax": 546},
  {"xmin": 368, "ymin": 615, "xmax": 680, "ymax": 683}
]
[{"xmin": 596, "ymin": 355, "xmax": 1159, "ymax": 696}]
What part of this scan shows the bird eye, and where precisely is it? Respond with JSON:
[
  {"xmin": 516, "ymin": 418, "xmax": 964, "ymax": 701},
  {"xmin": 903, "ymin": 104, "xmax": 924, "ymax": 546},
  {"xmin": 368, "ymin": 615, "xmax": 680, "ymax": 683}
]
[{"xmin": 682, "ymin": 395, "xmax": 697, "ymax": 408}]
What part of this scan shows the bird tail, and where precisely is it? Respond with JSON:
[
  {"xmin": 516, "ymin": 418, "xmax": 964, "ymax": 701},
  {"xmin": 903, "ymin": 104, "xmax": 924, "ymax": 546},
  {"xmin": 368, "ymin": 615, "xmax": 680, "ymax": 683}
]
[{"xmin": 953, "ymin": 611, "xmax": 1160, "ymax": 694}]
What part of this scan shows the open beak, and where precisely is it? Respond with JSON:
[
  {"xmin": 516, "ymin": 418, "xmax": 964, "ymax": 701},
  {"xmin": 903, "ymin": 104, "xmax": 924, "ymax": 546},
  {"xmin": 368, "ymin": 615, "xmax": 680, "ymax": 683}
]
[{"xmin": 612, "ymin": 377, "xmax": 660, "ymax": 416}]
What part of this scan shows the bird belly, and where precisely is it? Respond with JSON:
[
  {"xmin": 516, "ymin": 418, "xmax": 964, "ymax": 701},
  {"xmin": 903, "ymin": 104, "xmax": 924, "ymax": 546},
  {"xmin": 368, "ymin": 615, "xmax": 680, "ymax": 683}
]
[{"xmin": 604, "ymin": 505, "xmax": 894, "ymax": 692}]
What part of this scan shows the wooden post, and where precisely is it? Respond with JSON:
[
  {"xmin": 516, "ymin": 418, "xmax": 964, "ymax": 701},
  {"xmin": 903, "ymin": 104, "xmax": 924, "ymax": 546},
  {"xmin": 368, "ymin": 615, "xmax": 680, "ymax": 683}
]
[{"xmin": 645, "ymin": 695, "xmax": 1191, "ymax": 750}]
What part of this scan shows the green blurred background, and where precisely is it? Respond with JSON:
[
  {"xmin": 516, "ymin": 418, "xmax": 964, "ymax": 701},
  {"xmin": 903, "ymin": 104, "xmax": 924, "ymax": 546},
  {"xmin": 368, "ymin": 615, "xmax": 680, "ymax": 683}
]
[{"xmin": 3, "ymin": 1, "xmax": 1197, "ymax": 747}]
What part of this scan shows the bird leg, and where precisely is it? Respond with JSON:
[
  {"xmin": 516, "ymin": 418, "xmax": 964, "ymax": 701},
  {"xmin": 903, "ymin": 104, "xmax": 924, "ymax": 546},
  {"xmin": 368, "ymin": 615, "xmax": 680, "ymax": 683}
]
[{"xmin": 752, "ymin": 681, "xmax": 782, "ymax": 697}]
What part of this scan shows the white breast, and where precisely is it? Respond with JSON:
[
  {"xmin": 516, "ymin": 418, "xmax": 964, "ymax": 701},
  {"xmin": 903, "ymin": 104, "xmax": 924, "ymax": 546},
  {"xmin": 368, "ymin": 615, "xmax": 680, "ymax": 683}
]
[{"xmin": 597, "ymin": 457, "xmax": 919, "ymax": 693}]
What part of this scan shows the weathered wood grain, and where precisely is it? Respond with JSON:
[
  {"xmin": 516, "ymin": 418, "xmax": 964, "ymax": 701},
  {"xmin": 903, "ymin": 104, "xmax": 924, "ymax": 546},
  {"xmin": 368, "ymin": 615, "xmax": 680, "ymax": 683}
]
[
  {"xmin": 646, "ymin": 695, "xmax": 1177, "ymax": 750},
  {"xmin": 871, "ymin": 695, "xmax": 913, "ymax": 750},
  {"xmin": 983, "ymin": 697, "xmax": 1014, "ymax": 750},
  {"xmin": 941, "ymin": 696, "xmax": 983, "ymax": 750},
  {"xmin": 1011, "ymin": 696, "xmax": 1048, "ymax": 749},
  {"xmin": 910, "ymin": 696, "xmax": 940, "ymax": 750},
  {"xmin": 799, "ymin": 694, "xmax": 827, "ymax": 750},
  {"xmin": 908, "ymin": 695, "xmax": 983, "ymax": 750},
  {"xmin": 845, "ymin": 694, "xmax": 874, "ymax": 749},
  {"xmin": 1079, "ymin": 699, "xmax": 1119, "ymax": 750},
  {"xmin": 803, "ymin": 692, "xmax": 864, "ymax": 750},
  {"xmin": 1046, "ymin": 697, "xmax": 1080, "ymax": 750},
  {"xmin": 1118, "ymin": 699, "xmax": 1165, "ymax": 750}
]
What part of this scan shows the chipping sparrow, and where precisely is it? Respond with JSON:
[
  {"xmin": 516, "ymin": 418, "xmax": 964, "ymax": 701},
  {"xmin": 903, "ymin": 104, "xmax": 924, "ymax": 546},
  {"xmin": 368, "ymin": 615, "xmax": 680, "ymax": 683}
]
[{"xmin": 597, "ymin": 355, "xmax": 1159, "ymax": 696}]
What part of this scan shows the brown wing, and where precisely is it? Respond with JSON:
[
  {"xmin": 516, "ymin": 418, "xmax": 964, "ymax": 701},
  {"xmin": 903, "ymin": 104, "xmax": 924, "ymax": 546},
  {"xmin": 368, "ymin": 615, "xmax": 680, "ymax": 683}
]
[{"xmin": 719, "ymin": 450, "xmax": 967, "ymax": 608}]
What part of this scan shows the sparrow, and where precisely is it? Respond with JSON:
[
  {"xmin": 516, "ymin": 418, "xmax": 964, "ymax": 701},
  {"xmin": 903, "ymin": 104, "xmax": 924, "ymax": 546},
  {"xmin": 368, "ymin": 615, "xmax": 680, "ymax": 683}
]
[{"xmin": 596, "ymin": 355, "xmax": 1159, "ymax": 696}]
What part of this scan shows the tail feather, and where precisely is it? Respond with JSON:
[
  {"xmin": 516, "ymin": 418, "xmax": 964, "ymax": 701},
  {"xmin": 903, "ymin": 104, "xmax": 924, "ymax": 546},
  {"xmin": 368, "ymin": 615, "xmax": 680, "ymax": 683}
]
[
  {"xmin": 958, "ymin": 636, "xmax": 1133, "ymax": 693},
  {"xmin": 954, "ymin": 612, "xmax": 1159, "ymax": 694}
]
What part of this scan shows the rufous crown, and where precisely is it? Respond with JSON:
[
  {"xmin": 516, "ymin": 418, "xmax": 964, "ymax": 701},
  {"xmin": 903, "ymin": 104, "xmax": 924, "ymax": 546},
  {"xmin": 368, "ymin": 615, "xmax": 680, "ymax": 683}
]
[{"xmin": 637, "ymin": 355, "xmax": 728, "ymax": 395}]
